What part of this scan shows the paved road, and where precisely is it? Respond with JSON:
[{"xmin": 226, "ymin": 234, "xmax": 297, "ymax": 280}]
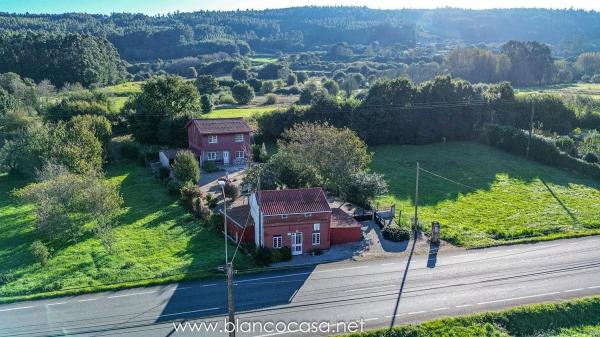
[{"xmin": 1, "ymin": 236, "xmax": 600, "ymax": 337}]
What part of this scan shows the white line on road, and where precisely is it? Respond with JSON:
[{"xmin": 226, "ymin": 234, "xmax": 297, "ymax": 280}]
[
  {"xmin": 47, "ymin": 302, "xmax": 68, "ymax": 306},
  {"xmin": 158, "ymin": 307, "xmax": 220, "ymax": 318},
  {"xmin": 108, "ymin": 290, "xmax": 158, "ymax": 299},
  {"xmin": 380, "ymin": 263, "xmax": 397, "ymax": 266},
  {"xmin": 345, "ymin": 284, "xmax": 396, "ymax": 293},
  {"xmin": 564, "ymin": 288, "xmax": 585, "ymax": 293},
  {"xmin": 432, "ymin": 307, "xmax": 449, "ymax": 311},
  {"xmin": 77, "ymin": 298, "xmax": 98, "ymax": 302},
  {"xmin": 237, "ymin": 266, "xmax": 369, "ymax": 284},
  {"xmin": 408, "ymin": 311, "xmax": 427, "ymax": 315},
  {"xmin": 456, "ymin": 304, "xmax": 473, "ymax": 308},
  {"xmin": 477, "ymin": 292, "xmax": 561, "ymax": 305},
  {"xmin": 364, "ymin": 317, "xmax": 379, "ymax": 321},
  {"xmin": 588, "ymin": 285, "xmax": 600, "ymax": 289},
  {"xmin": 0, "ymin": 306, "xmax": 34, "ymax": 312}
]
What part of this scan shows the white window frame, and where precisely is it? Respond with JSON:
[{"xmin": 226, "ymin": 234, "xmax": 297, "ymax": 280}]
[
  {"xmin": 206, "ymin": 152, "xmax": 217, "ymax": 161},
  {"xmin": 281, "ymin": 214, "xmax": 288, "ymax": 220},
  {"xmin": 208, "ymin": 135, "xmax": 218, "ymax": 144},
  {"xmin": 236, "ymin": 151, "xmax": 244, "ymax": 159},
  {"xmin": 313, "ymin": 223, "xmax": 320, "ymax": 232},
  {"xmin": 304, "ymin": 213, "xmax": 312, "ymax": 218},
  {"xmin": 312, "ymin": 232, "xmax": 321, "ymax": 245},
  {"xmin": 273, "ymin": 235, "xmax": 283, "ymax": 249},
  {"xmin": 234, "ymin": 134, "xmax": 244, "ymax": 143}
]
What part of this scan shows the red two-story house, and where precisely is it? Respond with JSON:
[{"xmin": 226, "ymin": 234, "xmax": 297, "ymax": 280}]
[
  {"xmin": 250, "ymin": 188, "xmax": 333, "ymax": 255},
  {"xmin": 186, "ymin": 118, "xmax": 252, "ymax": 166}
]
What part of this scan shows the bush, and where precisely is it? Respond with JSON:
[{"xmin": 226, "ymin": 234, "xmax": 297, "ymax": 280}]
[
  {"xmin": 180, "ymin": 181, "xmax": 203, "ymax": 212},
  {"xmin": 218, "ymin": 93, "xmax": 236, "ymax": 105},
  {"xmin": 253, "ymin": 246, "xmax": 272, "ymax": 266},
  {"xmin": 286, "ymin": 73, "xmax": 297, "ymax": 86},
  {"xmin": 209, "ymin": 213, "xmax": 224, "ymax": 231},
  {"xmin": 224, "ymin": 183, "xmax": 239, "ymax": 200},
  {"xmin": 202, "ymin": 160, "xmax": 219, "ymax": 172},
  {"xmin": 120, "ymin": 142, "xmax": 141, "ymax": 160},
  {"xmin": 247, "ymin": 78, "xmax": 262, "ymax": 92},
  {"xmin": 280, "ymin": 246, "xmax": 292, "ymax": 261},
  {"xmin": 581, "ymin": 74, "xmax": 591, "ymax": 83},
  {"xmin": 200, "ymin": 94, "xmax": 213, "ymax": 113},
  {"xmin": 592, "ymin": 74, "xmax": 600, "ymax": 84},
  {"xmin": 205, "ymin": 193, "xmax": 219, "ymax": 209},
  {"xmin": 261, "ymin": 80, "xmax": 276, "ymax": 94},
  {"xmin": 555, "ymin": 136, "xmax": 577, "ymax": 156},
  {"xmin": 382, "ymin": 225, "xmax": 411, "ymax": 242},
  {"xmin": 296, "ymin": 72, "xmax": 308, "ymax": 83},
  {"xmin": 232, "ymin": 83, "xmax": 255, "ymax": 104},
  {"xmin": 172, "ymin": 150, "xmax": 200, "ymax": 184},
  {"xmin": 584, "ymin": 152, "xmax": 599, "ymax": 163},
  {"xmin": 30, "ymin": 240, "xmax": 50, "ymax": 266},
  {"xmin": 264, "ymin": 93, "xmax": 278, "ymax": 105},
  {"xmin": 166, "ymin": 178, "xmax": 182, "ymax": 195},
  {"xmin": 0, "ymin": 272, "xmax": 15, "ymax": 285}
]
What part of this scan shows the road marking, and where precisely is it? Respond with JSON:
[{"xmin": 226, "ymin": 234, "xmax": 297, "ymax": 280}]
[
  {"xmin": 159, "ymin": 307, "xmax": 220, "ymax": 318},
  {"xmin": 108, "ymin": 290, "xmax": 158, "ymax": 299},
  {"xmin": 237, "ymin": 266, "xmax": 369, "ymax": 284},
  {"xmin": 78, "ymin": 298, "xmax": 98, "ymax": 302},
  {"xmin": 477, "ymin": 292, "xmax": 561, "ymax": 305},
  {"xmin": 432, "ymin": 307, "xmax": 448, "ymax": 311},
  {"xmin": 456, "ymin": 304, "xmax": 472, "ymax": 308},
  {"xmin": 364, "ymin": 317, "xmax": 379, "ymax": 321},
  {"xmin": 408, "ymin": 310, "xmax": 427, "ymax": 315},
  {"xmin": 47, "ymin": 302, "xmax": 68, "ymax": 306},
  {"xmin": 588, "ymin": 285, "xmax": 600, "ymax": 289},
  {"xmin": 380, "ymin": 263, "xmax": 397, "ymax": 266},
  {"xmin": 564, "ymin": 288, "xmax": 585, "ymax": 293},
  {"xmin": 174, "ymin": 286, "xmax": 192, "ymax": 291},
  {"xmin": 0, "ymin": 306, "xmax": 34, "ymax": 312}
]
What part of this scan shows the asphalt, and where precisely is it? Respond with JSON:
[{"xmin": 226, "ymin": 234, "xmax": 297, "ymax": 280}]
[{"xmin": 1, "ymin": 236, "xmax": 600, "ymax": 336}]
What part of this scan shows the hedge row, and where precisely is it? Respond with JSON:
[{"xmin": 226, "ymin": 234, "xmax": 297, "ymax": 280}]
[
  {"xmin": 477, "ymin": 124, "xmax": 600, "ymax": 180},
  {"xmin": 341, "ymin": 296, "xmax": 600, "ymax": 337}
]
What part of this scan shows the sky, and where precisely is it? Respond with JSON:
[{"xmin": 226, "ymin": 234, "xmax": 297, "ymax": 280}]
[{"xmin": 0, "ymin": 0, "xmax": 598, "ymax": 14}]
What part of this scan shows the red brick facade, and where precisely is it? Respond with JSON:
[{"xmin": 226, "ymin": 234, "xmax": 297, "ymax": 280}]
[
  {"xmin": 262, "ymin": 212, "xmax": 332, "ymax": 253},
  {"xmin": 186, "ymin": 118, "xmax": 251, "ymax": 166}
]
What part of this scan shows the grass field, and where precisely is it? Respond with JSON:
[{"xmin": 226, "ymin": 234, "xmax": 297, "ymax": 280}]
[
  {"xmin": 371, "ymin": 142, "xmax": 600, "ymax": 248},
  {"xmin": 99, "ymin": 81, "xmax": 143, "ymax": 96},
  {"xmin": 202, "ymin": 106, "xmax": 280, "ymax": 119},
  {"xmin": 341, "ymin": 297, "xmax": 600, "ymax": 337},
  {"xmin": 516, "ymin": 82, "xmax": 600, "ymax": 99},
  {"xmin": 0, "ymin": 162, "xmax": 253, "ymax": 301}
]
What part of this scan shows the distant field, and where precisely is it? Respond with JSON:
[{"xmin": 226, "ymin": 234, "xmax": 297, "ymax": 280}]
[
  {"xmin": 202, "ymin": 106, "xmax": 280, "ymax": 119},
  {"xmin": 249, "ymin": 54, "xmax": 278, "ymax": 64},
  {"xmin": 99, "ymin": 81, "xmax": 143, "ymax": 96},
  {"xmin": 371, "ymin": 142, "xmax": 600, "ymax": 248},
  {"xmin": 516, "ymin": 82, "xmax": 600, "ymax": 99},
  {"xmin": 0, "ymin": 162, "xmax": 253, "ymax": 301}
]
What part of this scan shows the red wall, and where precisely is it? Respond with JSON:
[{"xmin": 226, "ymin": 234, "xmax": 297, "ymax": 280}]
[
  {"xmin": 262, "ymin": 212, "xmax": 331, "ymax": 252},
  {"xmin": 187, "ymin": 124, "xmax": 251, "ymax": 160},
  {"xmin": 226, "ymin": 221, "xmax": 254, "ymax": 244},
  {"xmin": 330, "ymin": 226, "xmax": 362, "ymax": 245}
]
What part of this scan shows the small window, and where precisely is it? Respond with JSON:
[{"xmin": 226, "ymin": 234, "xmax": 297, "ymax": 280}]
[
  {"xmin": 234, "ymin": 134, "xmax": 244, "ymax": 143},
  {"xmin": 304, "ymin": 213, "xmax": 312, "ymax": 218},
  {"xmin": 281, "ymin": 214, "xmax": 288, "ymax": 220},
  {"xmin": 206, "ymin": 152, "xmax": 217, "ymax": 160},
  {"xmin": 273, "ymin": 235, "xmax": 282, "ymax": 249},
  {"xmin": 312, "ymin": 232, "xmax": 321, "ymax": 245},
  {"xmin": 208, "ymin": 135, "xmax": 218, "ymax": 144},
  {"xmin": 313, "ymin": 223, "xmax": 320, "ymax": 232},
  {"xmin": 236, "ymin": 151, "xmax": 244, "ymax": 159}
]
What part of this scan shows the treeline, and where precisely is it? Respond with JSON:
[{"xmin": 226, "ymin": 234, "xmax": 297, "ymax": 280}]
[
  {"xmin": 0, "ymin": 32, "xmax": 128, "ymax": 87},
  {"xmin": 257, "ymin": 75, "xmax": 597, "ymax": 146}
]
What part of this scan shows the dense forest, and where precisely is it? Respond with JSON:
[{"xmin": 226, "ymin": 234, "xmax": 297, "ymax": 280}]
[{"xmin": 0, "ymin": 7, "xmax": 598, "ymax": 62}]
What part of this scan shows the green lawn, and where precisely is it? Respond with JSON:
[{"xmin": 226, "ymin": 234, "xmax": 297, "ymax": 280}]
[
  {"xmin": 516, "ymin": 82, "xmax": 600, "ymax": 99},
  {"xmin": 0, "ymin": 162, "xmax": 252, "ymax": 301},
  {"xmin": 99, "ymin": 81, "xmax": 143, "ymax": 96},
  {"xmin": 371, "ymin": 142, "xmax": 600, "ymax": 248},
  {"xmin": 202, "ymin": 107, "xmax": 278, "ymax": 119}
]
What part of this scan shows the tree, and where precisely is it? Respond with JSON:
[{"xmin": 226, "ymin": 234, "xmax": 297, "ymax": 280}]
[
  {"xmin": 231, "ymin": 66, "xmax": 250, "ymax": 81},
  {"xmin": 323, "ymin": 80, "xmax": 339, "ymax": 96},
  {"xmin": 196, "ymin": 74, "xmax": 218, "ymax": 95},
  {"xmin": 30, "ymin": 241, "xmax": 50, "ymax": 266},
  {"xmin": 15, "ymin": 163, "xmax": 122, "ymax": 245},
  {"xmin": 339, "ymin": 171, "xmax": 388, "ymax": 208},
  {"xmin": 257, "ymin": 63, "xmax": 291, "ymax": 80},
  {"xmin": 172, "ymin": 150, "xmax": 200, "ymax": 184},
  {"xmin": 286, "ymin": 73, "xmax": 297, "ymax": 86},
  {"xmin": 277, "ymin": 122, "xmax": 371, "ymax": 194},
  {"xmin": 127, "ymin": 75, "xmax": 200, "ymax": 145},
  {"xmin": 69, "ymin": 114, "xmax": 112, "ymax": 161},
  {"xmin": 45, "ymin": 90, "xmax": 112, "ymax": 122},
  {"xmin": 232, "ymin": 83, "xmax": 255, "ymax": 104},
  {"xmin": 201, "ymin": 94, "xmax": 213, "ymax": 113}
]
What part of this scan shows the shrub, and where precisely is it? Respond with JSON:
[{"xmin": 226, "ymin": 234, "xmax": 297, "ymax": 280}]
[
  {"xmin": 555, "ymin": 136, "xmax": 577, "ymax": 156},
  {"xmin": 581, "ymin": 75, "xmax": 591, "ymax": 83},
  {"xmin": 592, "ymin": 74, "xmax": 600, "ymax": 84},
  {"xmin": 205, "ymin": 193, "xmax": 219, "ymax": 209},
  {"xmin": 166, "ymin": 178, "xmax": 182, "ymax": 195},
  {"xmin": 180, "ymin": 181, "xmax": 203, "ymax": 212},
  {"xmin": 30, "ymin": 240, "xmax": 50, "ymax": 266},
  {"xmin": 218, "ymin": 93, "xmax": 236, "ymax": 105},
  {"xmin": 209, "ymin": 213, "xmax": 224, "ymax": 231},
  {"xmin": 202, "ymin": 160, "xmax": 219, "ymax": 172},
  {"xmin": 172, "ymin": 150, "xmax": 200, "ymax": 184},
  {"xmin": 0, "ymin": 272, "xmax": 15, "ymax": 285},
  {"xmin": 382, "ymin": 225, "xmax": 411, "ymax": 242},
  {"xmin": 264, "ymin": 93, "xmax": 278, "ymax": 105},
  {"xmin": 286, "ymin": 73, "xmax": 297, "ymax": 86},
  {"xmin": 232, "ymin": 83, "xmax": 255, "ymax": 104},
  {"xmin": 279, "ymin": 246, "xmax": 292, "ymax": 261},
  {"xmin": 200, "ymin": 94, "xmax": 213, "ymax": 113},
  {"xmin": 296, "ymin": 72, "xmax": 308, "ymax": 83},
  {"xmin": 120, "ymin": 142, "xmax": 141, "ymax": 160},
  {"xmin": 584, "ymin": 152, "xmax": 599, "ymax": 163},
  {"xmin": 247, "ymin": 78, "xmax": 262, "ymax": 92},
  {"xmin": 224, "ymin": 183, "xmax": 239, "ymax": 200},
  {"xmin": 253, "ymin": 246, "xmax": 272, "ymax": 266},
  {"xmin": 261, "ymin": 81, "xmax": 276, "ymax": 94}
]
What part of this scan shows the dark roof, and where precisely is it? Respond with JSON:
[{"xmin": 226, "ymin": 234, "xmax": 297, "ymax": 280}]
[
  {"xmin": 186, "ymin": 118, "xmax": 252, "ymax": 135},
  {"xmin": 159, "ymin": 149, "xmax": 184, "ymax": 159},
  {"xmin": 331, "ymin": 208, "xmax": 361, "ymax": 228},
  {"xmin": 257, "ymin": 188, "xmax": 331, "ymax": 216}
]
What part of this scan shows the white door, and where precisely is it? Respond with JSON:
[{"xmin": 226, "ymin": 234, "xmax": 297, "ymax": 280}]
[
  {"xmin": 223, "ymin": 151, "xmax": 230, "ymax": 165},
  {"xmin": 291, "ymin": 232, "xmax": 303, "ymax": 255}
]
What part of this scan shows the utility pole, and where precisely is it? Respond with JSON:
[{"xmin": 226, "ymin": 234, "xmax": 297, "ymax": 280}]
[
  {"xmin": 413, "ymin": 162, "xmax": 419, "ymax": 233},
  {"xmin": 218, "ymin": 179, "xmax": 236, "ymax": 337},
  {"xmin": 526, "ymin": 100, "xmax": 535, "ymax": 159}
]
